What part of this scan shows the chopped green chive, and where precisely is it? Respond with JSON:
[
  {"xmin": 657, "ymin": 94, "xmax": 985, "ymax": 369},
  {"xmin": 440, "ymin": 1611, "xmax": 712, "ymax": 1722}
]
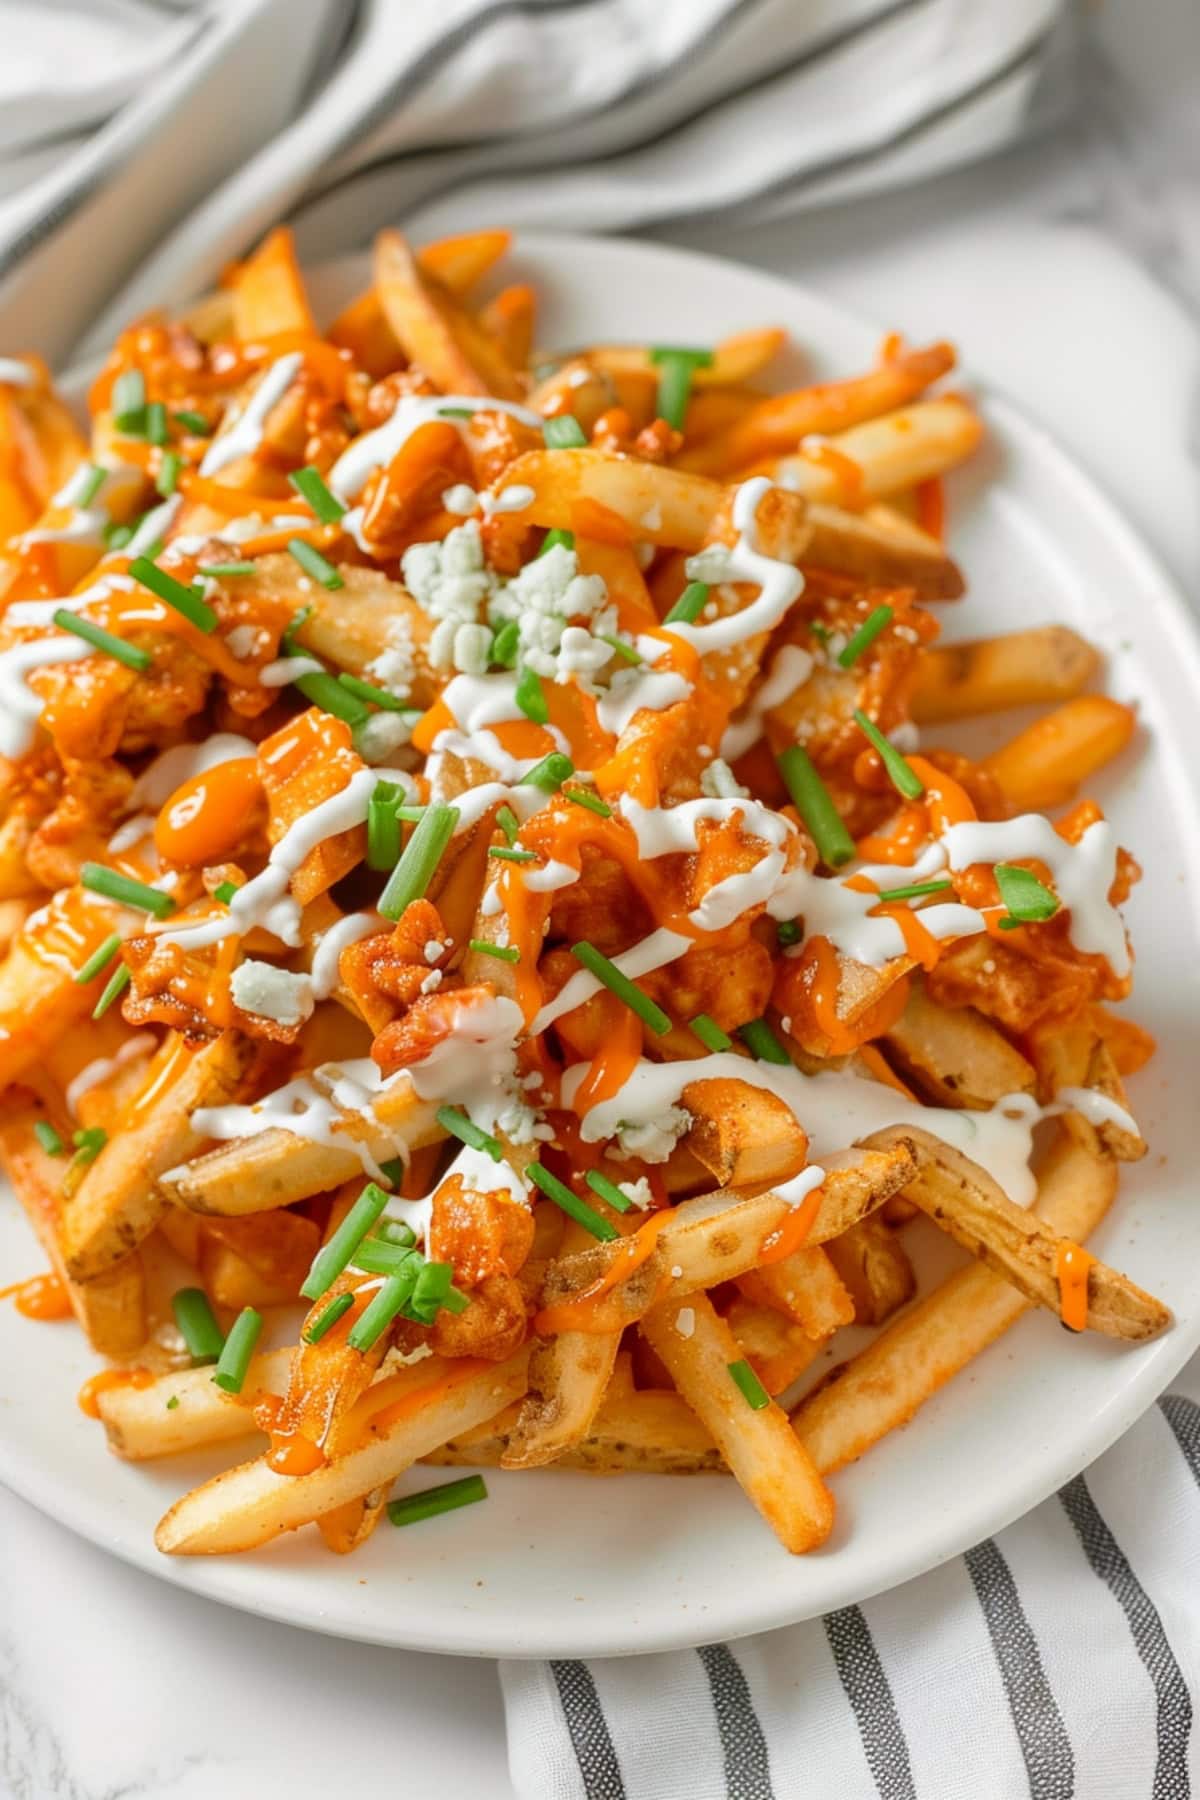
[
  {"xmin": 527, "ymin": 1162, "xmax": 618, "ymax": 1241},
  {"xmin": 211, "ymin": 1306, "xmax": 262, "ymax": 1394},
  {"xmin": 490, "ymin": 620, "xmax": 520, "ymax": 668},
  {"xmin": 571, "ymin": 940, "xmax": 671, "ymax": 1036},
  {"xmin": 213, "ymin": 880, "xmax": 239, "ymax": 904},
  {"xmin": 994, "ymin": 863, "xmax": 1059, "ymax": 928},
  {"xmin": 519, "ymin": 751, "xmax": 573, "ymax": 793},
  {"xmin": 172, "ymin": 1287, "xmax": 224, "ymax": 1365},
  {"xmin": 564, "ymin": 786, "xmax": 611, "ymax": 818},
  {"xmin": 664, "ymin": 580, "xmax": 710, "ymax": 626},
  {"xmin": 537, "ymin": 528, "xmax": 574, "ymax": 557},
  {"xmin": 74, "ymin": 933, "xmax": 121, "ymax": 984},
  {"xmin": 366, "ymin": 779, "xmax": 406, "ymax": 871},
  {"xmin": 79, "ymin": 863, "xmax": 175, "ymax": 918},
  {"xmin": 348, "ymin": 1267, "xmax": 419, "ymax": 1352},
  {"xmin": 543, "ymin": 415, "xmax": 588, "ymax": 449},
  {"xmin": 378, "ymin": 802, "xmax": 459, "ymax": 920},
  {"xmin": 301, "ymin": 1183, "xmax": 391, "ymax": 1302},
  {"xmin": 648, "ymin": 347, "xmax": 714, "ymax": 430},
  {"xmin": 388, "ymin": 1474, "xmax": 487, "ymax": 1528},
  {"xmin": 156, "ymin": 450, "xmax": 182, "ymax": 498},
  {"xmin": 838, "ymin": 604, "xmax": 894, "ymax": 668},
  {"xmin": 407, "ymin": 1259, "xmax": 457, "ymax": 1325},
  {"xmin": 54, "ymin": 608, "xmax": 150, "ymax": 672},
  {"xmin": 690, "ymin": 1012, "xmax": 732, "ymax": 1053},
  {"xmin": 496, "ymin": 805, "xmax": 520, "ymax": 845},
  {"xmin": 144, "ymin": 401, "xmax": 168, "ymax": 447},
  {"xmin": 33, "ymin": 1120, "xmax": 63, "ymax": 1156},
  {"xmin": 166, "ymin": 1395, "xmax": 180, "ymax": 1410},
  {"xmin": 598, "ymin": 633, "xmax": 642, "ymax": 664},
  {"xmin": 302, "ymin": 1293, "xmax": 355, "ymax": 1345},
  {"xmin": 437, "ymin": 405, "xmax": 476, "ymax": 420},
  {"xmin": 514, "ymin": 665, "xmax": 549, "ymax": 724},
  {"xmin": 173, "ymin": 409, "xmax": 211, "ymax": 436},
  {"xmin": 75, "ymin": 464, "xmax": 106, "ymax": 508},
  {"xmin": 281, "ymin": 604, "xmax": 312, "ymax": 649},
  {"xmin": 287, "ymin": 538, "xmax": 343, "ymax": 590},
  {"xmin": 377, "ymin": 1157, "xmax": 407, "ymax": 1188},
  {"xmin": 288, "ymin": 465, "xmax": 346, "ymax": 524},
  {"xmin": 874, "ymin": 878, "xmax": 954, "ymax": 904},
  {"xmin": 92, "ymin": 962, "xmax": 130, "ymax": 1019},
  {"xmin": 776, "ymin": 920, "xmax": 802, "ymax": 947},
  {"xmin": 337, "ymin": 672, "xmax": 407, "ymax": 711},
  {"xmin": 436, "ymin": 1105, "xmax": 503, "ymax": 1162},
  {"xmin": 103, "ymin": 520, "xmax": 134, "ymax": 552},
  {"xmin": 777, "ymin": 745, "xmax": 855, "ymax": 869},
  {"xmin": 728, "ymin": 1358, "xmax": 771, "ymax": 1410},
  {"xmin": 584, "ymin": 1169, "xmax": 634, "ymax": 1214},
  {"xmin": 376, "ymin": 1218, "xmax": 416, "ymax": 1247},
  {"xmin": 488, "ymin": 845, "xmax": 537, "ymax": 863},
  {"xmin": 129, "ymin": 557, "xmax": 218, "ymax": 632},
  {"xmin": 288, "ymin": 658, "xmax": 370, "ymax": 726},
  {"xmin": 112, "ymin": 370, "xmax": 145, "ymax": 417},
  {"xmin": 71, "ymin": 1126, "xmax": 106, "ymax": 1166},
  {"xmin": 351, "ymin": 1237, "xmax": 420, "ymax": 1278},
  {"xmin": 739, "ymin": 1018, "xmax": 791, "ymax": 1065},
  {"xmin": 197, "ymin": 560, "xmax": 256, "ymax": 577},
  {"xmin": 853, "ymin": 710, "xmax": 924, "ymax": 800},
  {"xmin": 394, "ymin": 805, "xmax": 426, "ymax": 823},
  {"xmin": 469, "ymin": 939, "xmax": 520, "ymax": 963}
]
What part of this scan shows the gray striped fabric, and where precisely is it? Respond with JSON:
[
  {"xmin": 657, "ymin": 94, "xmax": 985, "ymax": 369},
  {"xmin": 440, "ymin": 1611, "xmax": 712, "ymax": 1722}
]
[{"xmin": 500, "ymin": 1359, "xmax": 1200, "ymax": 1798}]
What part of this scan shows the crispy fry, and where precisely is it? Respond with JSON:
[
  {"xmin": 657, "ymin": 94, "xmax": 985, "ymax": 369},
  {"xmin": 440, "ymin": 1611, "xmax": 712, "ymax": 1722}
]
[
  {"xmin": 765, "ymin": 399, "xmax": 983, "ymax": 503},
  {"xmin": 804, "ymin": 500, "xmax": 964, "ymax": 599},
  {"xmin": 738, "ymin": 1246, "xmax": 856, "ymax": 1340},
  {"xmin": 97, "ymin": 1348, "xmax": 293, "ymax": 1459},
  {"xmin": 983, "ymin": 696, "xmax": 1136, "ymax": 810},
  {"xmin": 429, "ymin": 1386, "xmax": 726, "ymax": 1475},
  {"xmin": 680, "ymin": 1076, "xmax": 808, "ymax": 1188},
  {"xmin": 724, "ymin": 1296, "xmax": 825, "ymax": 1395},
  {"xmin": 823, "ymin": 1215, "xmax": 915, "ymax": 1326},
  {"xmin": 911, "ymin": 626, "xmax": 1099, "ymax": 723},
  {"xmin": 230, "ymin": 227, "xmax": 315, "ymax": 341},
  {"xmin": 882, "ymin": 980, "xmax": 1037, "ymax": 1110},
  {"xmin": 374, "ymin": 229, "xmax": 524, "ymax": 400}
]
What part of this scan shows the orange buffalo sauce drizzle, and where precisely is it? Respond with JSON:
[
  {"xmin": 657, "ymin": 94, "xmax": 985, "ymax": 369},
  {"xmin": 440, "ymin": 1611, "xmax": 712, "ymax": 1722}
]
[
  {"xmin": 154, "ymin": 756, "xmax": 264, "ymax": 866},
  {"xmin": 0, "ymin": 1271, "xmax": 72, "ymax": 1321},
  {"xmin": 803, "ymin": 442, "xmax": 865, "ymax": 508},
  {"xmin": 355, "ymin": 1356, "xmax": 494, "ymax": 1439},
  {"xmin": 533, "ymin": 1210, "xmax": 673, "ymax": 1337},
  {"xmin": 129, "ymin": 1032, "xmax": 194, "ymax": 1116},
  {"xmin": 22, "ymin": 885, "xmax": 112, "ymax": 975},
  {"xmin": 758, "ymin": 1183, "xmax": 825, "ymax": 1266},
  {"xmin": 77, "ymin": 1366, "xmax": 154, "ymax": 1418},
  {"xmin": 252, "ymin": 1394, "xmax": 329, "ymax": 1475},
  {"xmin": 572, "ymin": 996, "xmax": 643, "ymax": 1114},
  {"xmin": 1055, "ymin": 1241, "xmax": 1094, "ymax": 1333},
  {"xmin": 915, "ymin": 476, "xmax": 945, "ymax": 541}
]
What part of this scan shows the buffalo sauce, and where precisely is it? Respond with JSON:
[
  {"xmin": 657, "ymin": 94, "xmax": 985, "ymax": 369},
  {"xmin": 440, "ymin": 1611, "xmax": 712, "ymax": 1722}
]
[
  {"xmin": 1055, "ymin": 1240, "xmax": 1094, "ymax": 1333},
  {"xmin": 758, "ymin": 1183, "xmax": 825, "ymax": 1266},
  {"xmin": 533, "ymin": 1209, "xmax": 672, "ymax": 1336},
  {"xmin": 77, "ymin": 1366, "xmax": 155, "ymax": 1418},
  {"xmin": 571, "ymin": 996, "xmax": 644, "ymax": 1115},
  {"xmin": 154, "ymin": 757, "xmax": 264, "ymax": 866},
  {"xmin": 0, "ymin": 1271, "xmax": 72, "ymax": 1321}
]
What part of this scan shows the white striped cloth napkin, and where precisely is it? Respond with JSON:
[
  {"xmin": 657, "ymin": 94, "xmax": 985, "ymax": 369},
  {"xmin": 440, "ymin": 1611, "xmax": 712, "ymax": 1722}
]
[
  {"xmin": 0, "ymin": 0, "xmax": 1069, "ymax": 364},
  {"xmin": 502, "ymin": 1356, "xmax": 1200, "ymax": 1798}
]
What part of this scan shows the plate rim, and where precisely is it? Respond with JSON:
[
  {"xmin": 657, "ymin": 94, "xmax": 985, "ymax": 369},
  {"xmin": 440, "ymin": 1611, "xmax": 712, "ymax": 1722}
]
[{"xmin": 5, "ymin": 227, "xmax": 1200, "ymax": 1658}]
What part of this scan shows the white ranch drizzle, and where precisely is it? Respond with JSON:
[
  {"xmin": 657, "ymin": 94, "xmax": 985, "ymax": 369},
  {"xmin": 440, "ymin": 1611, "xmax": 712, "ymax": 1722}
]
[
  {"xmin": 310, "ymin": 911, "xmax": 383, "ymax": 1000},
  {"xmin": 329, "ymin": 394, "xmax": 543, "ymax": 503},
  {"xmin": 6, "ymin": 571, "xmax": 135, "ymax": 630},
  {"xmin": 258, "ymin": 655, "xmax": 325, "ymax": 687},
  {"xmin": 0, "ymin": 638, "xmax": 89, "ymax": 758},
  {"xmin": 720, "ymin": 642, "xmax": 814, "ymax": 762},
  {"xmin": 530, "ymin": 926, "xmax": 691, "ymax": 1034},
  {"xmin": 193, "ymin": 1057, "xmax": 401, "ymax": 1181},
  {"xmin": 200, "ymin": 354, "xmax": 303, "ymax": 477},
  {"xmin": 128, "ymin": 734, "xmax": 257, "ymax": 808},
  {"xmin": 0, "ymin": 357, "xmax": 33, "ymax": 387},
  {"xmin": 667, "ymin": 477, "xmax": 805, "ymax": 655}
]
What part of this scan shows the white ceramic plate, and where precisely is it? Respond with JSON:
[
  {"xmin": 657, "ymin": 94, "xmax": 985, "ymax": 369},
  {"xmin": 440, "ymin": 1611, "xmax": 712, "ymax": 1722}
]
[{"xmin": 2, "ymin": 233, "xmax": 1198, "ymax": 1659}]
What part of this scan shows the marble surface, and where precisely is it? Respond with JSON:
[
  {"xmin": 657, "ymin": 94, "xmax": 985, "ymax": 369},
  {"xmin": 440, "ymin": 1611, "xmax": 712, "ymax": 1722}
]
[{"xmin": 1, "ymin": 6, "xmax": 1197, "ymax": 1796}]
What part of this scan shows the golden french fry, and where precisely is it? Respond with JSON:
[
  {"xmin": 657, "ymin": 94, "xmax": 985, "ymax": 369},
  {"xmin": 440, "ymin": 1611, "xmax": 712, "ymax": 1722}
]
[
  {"xmin": 242, "ymin": 556, "xmax": 438, "ymax": 707},
  {"xmin": 429, "ymin": 1387, "xmax": 727, "ymax": 1475},
  {"xmin": 911, "ymin": 626, "xmax": 1099, "ymax": 723},
  {"xmin": 1025, "ymin": 1016, "xmax": 1145, "ymax": 1162},
  {"xmin": 496, "ymin": 447, "xmax": 730, "ymax": 548},
  {"xmin": 97, "ymin": 1349, "xmax": 293, "ymax": 1459},
  {"xmin": 882, "ymin": 981, "xmax": 1037, "ymax": 1110},
  {"xmin": 230, "ymin": 226, "xmax": 315, "ymax": 340},
  {"xmin": 724, "ymin": 1296, "xmax": 825, "ymax": 1395},
  {"xmin": 374, "ymin": 229, "xmax": 524, "ymax": 400},
  {"xmin": 738, "ymin": 1246, "xmax": 856, "ymax": 1340},
  {"xmin": 804, "ymin": 500, "xmax": 964, "ymax": 600},
  {"xmin": 680, "ymin": 1076, "xmax": 809, "ymax": 1188},
  {"xmin": 983, "ymin": 696, "xmax": 1136, "ymax": 810},
  {"xmin": 640, "ymin": 1292, "xmax": 834, "ymax": 1552},
  {"xmin": 766, "ymin": 399, "xmax": 983, "ymax": 503},
  {"xmin": 823, "ymin": 1215, "xmax": 915, "ymax": 1326},
  {"xmin": 500, "ymin": 1329, "xmax": 621, "ymax": 1469}
]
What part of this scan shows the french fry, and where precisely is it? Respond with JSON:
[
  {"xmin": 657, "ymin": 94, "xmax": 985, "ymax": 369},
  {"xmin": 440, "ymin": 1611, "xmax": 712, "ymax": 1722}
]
[
  {"xmin": 766, "ymin": 399, "xmax": 983, "ymax": 504},
  {"xmin": 97, "ymin": 1349, "xmax": 293, "ymax": 1459},
  {"xmin": 63, "ymin": 1031, "xmax": 256, "ymax": 1281},
  {"xmin": 429, "ymin": 1385, "xmax": 726, "ymax": 1475},
  {"xmin": 496, "ymin": 447, "xmax": 729, "ymax": 549},
  {"xmin": 983, "ymin": 696, "xmax": 1136, "ymax": 811},
  {"xmin": 680, "ymin": 1077, "xmax": 809, "ymax": 1188},
  {"xmin": 793, "ymin": 1132, "xmax": 1120, "ymax": 1472},
  {"xmin": 804, "ymin": 500, "xmax": 964, "ymax": 600},
  {"xmin": 155, "ymin": 1349, "xmax": 530, "ymax": 1555},
  {"xmin": 724, "ymin": 1296, "xmax": 825, "ymax": 1395},
  {"xmin": 738, "ymin": 1247, "xmax": 856, "ymax": 1340},
  {"xmin": 862, "ymin": 1125, "xmax": 1168, "ymax": 1340},
  {"xmin": 374, "ymin": 229, "xmax": 524, "ymax": 400},
  {"xmin": 500, "ymin": 1327, "xmax": 621, "ymax": 1469},
  {"xmin": 882, "ymin": 980, "xmax": 1037, "ymax": 1110},
  {"xmin": 243, "ymin": 556, "xmax": 438, "ymax": 706},
  {"xmin": 911, "ymin": 626, "xmax": 1099, "ymax": 723},
  {"xmin": 230, "ymin": 227, "xmax": 315, "ymax": 340},
  {"xmin": 640, "ymin": 1292, "xmax": 834, "ymax": 1551},
  {"xmin": 1025, "ymin": 1015, "xmax": 1145, "ymax": 1162},
  {"xmin": 197, "ymin": 1210, "xmax": 321, "ymax": 1310},
  {"xmin": 479, "ymin": 284, "xmax": 536, "ymax": 370},
  {"xmin": 582, "ymin": 327, "xmax": 787, "ymax": 393},
  {"xmin": 419, "ymin": 228, "xmax": 512, "ymax": 295},
  {"xmin": 823, "ymin": 1215, "xmax": 915, "ymax": 1326}
]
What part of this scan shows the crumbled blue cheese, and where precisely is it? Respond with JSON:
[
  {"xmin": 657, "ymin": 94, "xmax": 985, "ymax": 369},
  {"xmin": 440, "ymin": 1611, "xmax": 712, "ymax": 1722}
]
[
  {"xmin": 230, "ymin": 960, "xmax": 314, "ymax": 1027},
  {"xmin": 442, "ymin": 483, "xmax": 479, "ymax": 516},
  {"xmin": 700, "ymin": 757, "xmax": 750, "ymax": 799},
  {"xmin": 354, "ymin": 711, "xmax": 417, "ymax": 764},
  {"xmin": 367, "ymin": 613, "xmax": 416, "ymax": 698},
  {"xmin": 685, "ymin": 544, "xmax": 733, "ymax": 583},
  {"xmin": 616, "ymin": 1107, "xmax": 690, "ymax": 1163},
  {"xmin": 486, "ymin": 542, "xmax": 609, "ymax": 678},
  {"xmin": 617, "ymin": 1176, "xmax": 655, "ymax": 1211},
  {"xmin": 402, "ymin": 521, "xmax": 498, "ymax": 669}
]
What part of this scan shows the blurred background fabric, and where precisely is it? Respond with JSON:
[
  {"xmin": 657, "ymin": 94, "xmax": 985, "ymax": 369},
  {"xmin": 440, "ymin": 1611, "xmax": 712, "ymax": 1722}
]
[{"xmin": 0, "ymin": 0, "xmax": 1071, "ymax": 365}]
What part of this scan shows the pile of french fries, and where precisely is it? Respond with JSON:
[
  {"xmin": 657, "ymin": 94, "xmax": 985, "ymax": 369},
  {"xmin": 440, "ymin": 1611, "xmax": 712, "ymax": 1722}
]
[{"xmin": 0, "ymin": 225, "xmax": 1168, "ymax": 1564}]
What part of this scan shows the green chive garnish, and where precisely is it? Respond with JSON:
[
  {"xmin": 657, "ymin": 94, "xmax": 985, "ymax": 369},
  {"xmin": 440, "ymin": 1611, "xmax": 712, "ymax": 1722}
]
[
  {"xmin": 571, "ymin": 940, "xmax": 671, "ymax": 1036},
  {"xmin": 288, "ymin": 465, "xmax": 346, "ymax": 524},
  {"xmin": 71, "ymin": 1126, "xmax": 106, "ymax": 1168},
  {"xmin": 288, "ymin": 658, "xmax": 370, "ymax": 726},
  {"xmin": 351, "ymin": 1238, "xmax": 420, "ymax": 1278},
  {"xmin": 213, "ymin": 880, "xmax": 239, "ymax": 904},
  {"xmin": 514, "ymin": 665, "xmax": 548, "ymax": 724},
  {"xmin": 301, "ymin": 1183, "xmax": 391, "ymax": 1302},
  {"xmin": 648, "ymin": 346, "xmax": 714, "ymax": 430},
  {"xmin": 79, "ymin": 863, "xmax": 174, "ymax": 918},
  {"xmin": 288, "ymin": 538, "xmax": 343, "ymax": 590},
  {"xmin": 366, "ymin": 780, "xmax": 406, "ymax": 871},
  {"xmin": 75, "ymin": 464, "xmax": 106, "ymax": 508},
  {"xmin": 490, "ymin": 620, "xmax": 520, "ymax": 667},
  {"xmin": 584, "ymin": 1169, "xmax": 634, "ymax": 1214},
  {"xmin": 488, "ymin": 845, "xmax": 536, "ymax": 863},
  {"xmin": 407, "ymin": 1259, "xmax": 457, "ymax": 1326},
  {"xmin": 377, "ymin": 802, "xmax": 459, "ymax": 921},
  {"xmin": 437, "ymin": 406, "xmax": 476, "ymax": 420},
  {"xmin": 156, "ymin": 450, "xmax": 182, "ymax": 498},
  {"xmin": 853, "ymin": 710, "xmax": 924, "ymax": 800},
  {"xmin": 348, "ymin": 1267, "xmax": 419, "ymax": 1352},
  {"xmin": 436, "ymin": 1105, "xmax": 503, "ymax": 1162},
  {"xmin": 198, "ymin": 560, "xmax": 256, "ymax": 577},
  {"xmin": 103, "ymin": 520, "xmax": 134, "ymax": 551},
  {"xmin": 994, "ymin": 863, "xmax": 1059, "ymax": 928},
  {"xmin": 527, "ymin": 1162, "xmax": 618, "ymax": 1241},
  {"xmin": 92, "ymin": 962, "xmax": 130, "ymax": 1019},
  {"xmin": 144, "ymin": 401, "xmax": 168, "ymax": 447},
  {"xmin": 519, "ymin": 751, "xmax": 573, "ymax": 793},
  {"xmin": 129, "ymin": 557, "xmax": 218, "ymax": 633},
  {"xmin": 543, "ymin": 415, "xmax": 588, "ymax": 449},
  {"xmin": 387, "ymin": 1474, "xmax": 487, "ymax": 1528},
  {"xmin": 54, "ymin": 609, "xmax": 150, "ymax": 672},
  {"xmin": 810, "ymin": 621, "xmax": 831, "ymax": 646},
  {"xmin": 776, "ymin": 920, "xmax": 802, "ymax": 947},
  {"xmin": 564, "ymin": 786, "xmax": 611, "ymax": 818},
  {"xmin": 875, "ymin": 878, "xmax": 954, "ymax": 904},
  {"xmin": 600, "ymin": 633, "xmax": 642, "ymax": 664},
  {"xmin": 376, "ymin": 1218, "xmax": 417, "ymax": 1247},
  {"xmin": 496, "ymin": 805, "xmax": 520, "ymax": 844},
  {"xmin": 537, "ymin": 528, "xmax": 574, "ymax": 557},
  {"xmin": 739, "ymin": 1018, "xmax": 791, "ymax": 1065},
  {"xmin": 690, "ymin": 1012, "xmax": 732, "ymax": 1053},
  {"xmin": 173, "ymin": 409, "xmax": 211, "ymax": 436},
  {"xmin": 74, "ymin": 933, "xmax": 121, "ymax": 984},
  {"xmin": 728, "ymin": 1359, "xmax": 771, "ymax": 1410},
  {"xmin": 33, "ymin": 1120, "xmax": 63, "ymax": 1156},
  {"xmin": 172, "ymin": 1288, "xmax": 224, "ymax": 1365},
  {"xmin": 166, "ymin": 1395, "xmax": 180, "ymax": 1410},
  {"xmin": 112, "ymin": 370, "xmax": 145, "ymax": 417},
  {"xmin": 303, "ymin": 1291, "xmax": 355, "ymax": 1345},
  {"xmin": 838, "ymin": 605, "xmax": 894, "ymax": 669},
  {"xmin": 211, "ymin": 1306, "xmax": 262, "ymax": 1394},
  {"xmin": 664, "ymin": 580, "xmax": 710, "ymax": 626},
  {"xmin": 337, "ymin": 671, "xmax": 407, "ymax": 711},
  {"xmin": 777, "ymin": 745, "xmax": 855, "ymax": 869},
  {"xmin": 281, "ymin": 604, "xmax": 312, "ymax": 648},
  {"xmin": 469, "ymin": 939, "xmax": 520, "ymax": 962}
]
